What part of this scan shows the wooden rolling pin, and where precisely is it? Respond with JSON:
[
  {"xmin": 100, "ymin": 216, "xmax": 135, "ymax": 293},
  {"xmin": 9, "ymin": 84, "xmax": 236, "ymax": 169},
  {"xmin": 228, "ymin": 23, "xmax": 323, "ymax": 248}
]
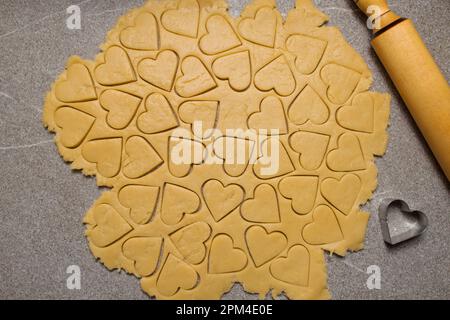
[{"xmin": 353, "ymin": 0, "xmax": 450, "ymax": 181}]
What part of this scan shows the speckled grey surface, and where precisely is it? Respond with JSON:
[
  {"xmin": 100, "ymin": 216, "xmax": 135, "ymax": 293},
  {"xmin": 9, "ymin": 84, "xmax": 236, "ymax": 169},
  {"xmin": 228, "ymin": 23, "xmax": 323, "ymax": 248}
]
[{"xmin": 0, "ymin": 0, "xmax": 449, "ymax": 300}]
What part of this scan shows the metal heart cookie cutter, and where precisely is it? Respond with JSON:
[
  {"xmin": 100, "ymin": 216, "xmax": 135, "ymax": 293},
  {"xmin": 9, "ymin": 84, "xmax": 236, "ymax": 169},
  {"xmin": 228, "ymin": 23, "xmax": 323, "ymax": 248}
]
[{"xmin": 378, "ymin": 199, "xmax": 429, "ymax": 245}]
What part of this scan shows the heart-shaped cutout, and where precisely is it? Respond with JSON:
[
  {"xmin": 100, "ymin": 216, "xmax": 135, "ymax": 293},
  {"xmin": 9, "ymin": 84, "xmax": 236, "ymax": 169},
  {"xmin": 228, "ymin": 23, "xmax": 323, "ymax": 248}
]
[
  {"xmin": 138, "ymin": 50, "xmax": 179, "ymax": 92},
  {"xmin": 157, "ymin": 254, "xmax": 198, "ymax": 296},
  {"xmin": 122, "ymin": 237, "xmax": 163, "ymax": 277},
  {"xmin": 202, "ymin": 179, "xmax": 244, "ymax": 222},
  {"xmin": 99, "ymin": 90, "xmax": 142, "ymax": 130},
  {"xmin": 241, "ymin": 184, "xmax": 280, "ymax": 223},
  {"xmin": 168, "ymin": 136, "xmax": 206, "ymax": 177},
  {"xmin": 286, "ymin": 34, "xmax": 327, "ymax": 75},
  {"xmin": 170, "ymin": 222, "xmax": 212, "ymax": 264},
  {"xmin": 120, "ymin": 12, "xmax": 159, "ymax": 50},
  {"xmin": 288, "ymin": 85, "xmax": 329, "ymax": 125},
  {"xmin": 321, "ymin": 63, "xmax": 361, "ymax": 104},
  {"xmin": 123, "ymin": 136, "xmax": 163, "ymax": 179},
  {"xmin": 54, "ymin": 107, "xmax": 95, "ymax": 148},
  {"xmin": 199, "ymin": 14, "xmax": 241, "ymax": 55},
  {"xmin": 238, "ymin": 6, "xmax": 277, "ymax": 48},
  {"xmin": 87, "ymin": 204, "xmax": 132, "ymax": 248},
  {"xmin": 175, "ymin": 56, "xmax": 217, "ymax": 98},
  {"xmin": 213, "ymin": 136, "xmax": 256, "ymax": 177},
  {"xmin": 302, "ymin": 205, "xmax": 344, "ymax": 245},
  {"xmin": 94, "ymin": 46, "xmax": 136, "ymax": 86},
  {"xmin": 161, "ymin": 183, "xmax": 200, "ymax": 225},
  {"xmin": 255, "ymin": 54, "xmax": 296, "ymax": 96},
  {"xmin": 247, "ymin": 96, "xmax": 288, "ymax": 134},
  {"xmin": 245, "ymin": 226, "xmax": 287, "ymax": 267},
  {"xmin": 208, "ymin": 234, "xmax": 247, "ymax": 274},
  {"xmin": 320, "ymin": 173, "xmax": 361, "ymax": 215},
  {"xmin": 118, "ymin": 184, "xmax": 160, "ymax": 224},
  {"xmin": 270, "ymin": 245, "xmax": 310, "ymax": 287},
  {"xmin": 253, "ymin": 139, "xmax": 295, "ymax": 179},
  {"xmin": 379, "ymin": 199, "xmax": 428, "ymax": 245},
  {"xmin": 81, "ymin": 138, "xmax": 123, "ymax": 178},
  {"xmin": 279, "ymin": 175, "xmax": 319, "ymax": 215},
  {"xmin": 212, "ymin": 50, "xmax": 251, "ymax": 91},
  {"xmin": 289, "ymin": 131, "xmax": 330, "ymax": 170},
  {"xmin": 326, "ymin": 133, "xmax": 366, "ymax": 172},
  {"xmin": 137, "ymin": 93, "xmax": 179, "ymax": 134},
  {"xmin": 337, "ymin": 92, "xmax": 374, "ymax": 133},
  {"xmin": 55, "ymin": 63, "xmax": 97, "ymax": 103},
  {"xmin": 178, "ymin": 100, "xmax": 219, "ymax": 138},
  {"xmin": 161, "ymin": 0, "xmax": 200, "ymax": 38}
]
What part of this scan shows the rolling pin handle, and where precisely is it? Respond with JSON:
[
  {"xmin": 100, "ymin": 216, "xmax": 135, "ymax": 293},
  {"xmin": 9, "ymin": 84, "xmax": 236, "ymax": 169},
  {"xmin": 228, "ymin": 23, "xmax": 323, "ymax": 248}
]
[
  {"xmin": 353, "ymin": 0, "xmax": 450, "ymax": 180},
  {"xmin": 353, "ymin": 0, "xmax": 390, "ymax": 16},
  {"xmin": 353, "ymin": 0, "xmax": 401, "ymax": 32}
]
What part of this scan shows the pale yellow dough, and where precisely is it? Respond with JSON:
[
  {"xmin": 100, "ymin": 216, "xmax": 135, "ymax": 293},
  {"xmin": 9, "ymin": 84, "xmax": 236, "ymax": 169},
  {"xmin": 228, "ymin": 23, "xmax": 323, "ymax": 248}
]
[{"xmin": 43, "ymin": 0, "xmax": 390, "ymax": 299}]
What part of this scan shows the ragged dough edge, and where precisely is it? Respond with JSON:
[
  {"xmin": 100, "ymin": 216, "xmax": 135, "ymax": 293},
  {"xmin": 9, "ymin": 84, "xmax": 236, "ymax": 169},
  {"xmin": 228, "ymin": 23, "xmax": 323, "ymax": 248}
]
[
  {"xmin": 42, "ymin": 0, "xmax": 390, "ymax": 300},
  {"xmin": 284, "ymin": 0, "xmax": 390, "ymax": 258},
  {"xmin": 83, "ymin": 188, "xmax": 154, "ymax": 277},
  {"xmin": 334, "ymin": 92, "xmax": 391, "ymax": 256}
]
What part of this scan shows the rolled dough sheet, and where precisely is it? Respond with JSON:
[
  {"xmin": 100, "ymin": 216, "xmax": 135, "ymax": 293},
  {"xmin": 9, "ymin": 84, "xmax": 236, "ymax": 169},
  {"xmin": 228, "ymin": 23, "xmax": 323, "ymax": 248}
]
[{"xmin": 43, "ymin": 0, "xmax": 390, "ymax": 299}]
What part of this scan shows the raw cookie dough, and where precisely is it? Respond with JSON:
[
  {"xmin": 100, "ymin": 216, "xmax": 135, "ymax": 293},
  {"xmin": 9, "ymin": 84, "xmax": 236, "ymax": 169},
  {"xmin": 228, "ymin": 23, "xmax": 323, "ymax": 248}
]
[{"xmin": 43, "ymin": 0, "xmax": 390, "ymax": 299}]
